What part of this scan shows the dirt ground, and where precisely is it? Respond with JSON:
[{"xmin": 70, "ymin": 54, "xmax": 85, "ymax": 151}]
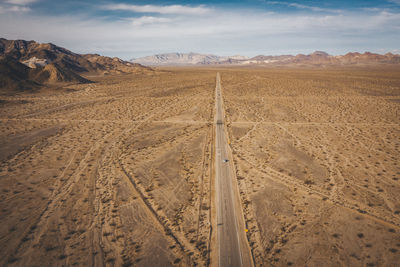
[
  {"xmin": 0, "ymin": 66, "xmax": 399, "ymax": 266},
  {"xmin": 221, "ymin": 67, "xmax": 400, "ymax": 266},
  {"xmin": 0, "ymin": 69, "xmax": 216, "ymax": 266}
]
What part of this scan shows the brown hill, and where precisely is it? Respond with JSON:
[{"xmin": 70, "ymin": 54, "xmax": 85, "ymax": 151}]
[
  {"xmin": 337, "ymin": 52, "xmax": 400, "ymax": 64},
  {"xmin": 0, "ymin": 56, "xmax": 40, "ymax": 92},
  {"xmin": 0, "ymin": 38, "xmax": 151, "ymax": 92},
  {"xmin": 0, "ymin": 39, "xmax": 90, "ymax": 73},
  {"xmin": 0, "ymin": 56, "xmax": 91, "ymax": 93},
  {"xmin": 0, "ymin": 38, "xmax": 150, "ymax": 75},
  {"xmin": 30, "ymin": 63, "xmax": 91, "ymax": 84},
  {"xmin": 83, "ymin": 54, "xmax": 151, "ymax": 74}
]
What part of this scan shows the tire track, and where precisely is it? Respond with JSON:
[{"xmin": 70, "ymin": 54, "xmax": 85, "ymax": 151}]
[
  {"xmin": 118, "ymin": 160, "xmax": 196, "ymax": 265},
  {"xmin": 238, "ymin": 155, "xmax": 400, "ymax": 229}
]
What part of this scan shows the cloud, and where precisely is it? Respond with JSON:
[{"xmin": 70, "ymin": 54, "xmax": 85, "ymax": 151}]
[
  {"xmin": 5, "ymin": 0, "xmax": 38, "ymax": 5},
  {"xmin": 102, "ymin": 4, "xmax": 211, "ymax": 15},
  {"xmin": 129, "ymin": 16, "xmax": 172, "ymax": 26},
  {"xmin": 0, "ymin": 0, "xmax": 37, "ymax": 13},
  {"xmin": 0, "ymin": 4, "xmax": 30, "ymax": 13},
  {"xmin": 388, "ymin": 0, "xmax": 400, "ymax": 4},
  {"xmin": 0, "ymin": 6, "xmax": 399, "ymax": 58},
  {"xmin": 267, "ymin": 1, "xmax": 342, "ymax": 13}
]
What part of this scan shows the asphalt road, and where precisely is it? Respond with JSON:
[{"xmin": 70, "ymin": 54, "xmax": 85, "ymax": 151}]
[{"xmin": 215, "ymin": 73, "xmax": 253, "ymax": 267}]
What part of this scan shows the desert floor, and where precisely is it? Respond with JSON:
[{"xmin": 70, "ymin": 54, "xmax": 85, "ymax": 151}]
[
  {"xmin": 0, "ymin": 66, "xmax": 399, "ymax": 266},
  {"xmin": 221, "ymin": 67, "xmax": 400, "ymax": 266}
]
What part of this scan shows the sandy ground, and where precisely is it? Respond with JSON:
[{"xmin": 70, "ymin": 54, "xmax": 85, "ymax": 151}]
[
  {"xmin": 221, "ymin": 67, "xmax": 400, "ymax": 266},
  {"xmin": 0, "ymin": 69, "xmax": 215, "ymax": 266},
  {"xmin": 1, "ymin": 66, "xmax": 399, "ymax": 266}
]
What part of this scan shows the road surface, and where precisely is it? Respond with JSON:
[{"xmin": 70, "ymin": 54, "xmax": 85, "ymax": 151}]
[{"xmin": 214, "ymin": 73, "xmax": 253, "ymax": 267}]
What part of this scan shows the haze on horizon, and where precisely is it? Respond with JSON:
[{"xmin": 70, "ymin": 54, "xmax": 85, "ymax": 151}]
[{"xmin": 0, "ymin": 0, "xmax": 399, "ymax": 60}]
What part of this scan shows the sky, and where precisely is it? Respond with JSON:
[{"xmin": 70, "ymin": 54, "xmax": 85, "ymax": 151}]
[{"xmin": 0, "ymin": 0, "xmax": 399, "ymax": 59}]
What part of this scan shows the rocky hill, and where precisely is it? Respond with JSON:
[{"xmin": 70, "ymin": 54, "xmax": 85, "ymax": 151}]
[
  {"xmin": 0, "ymin": 38, "xmax": 150, "ymax": 92},
  {"xmin": 83, "ymin": 54, "xmax": 150, "ymax": 74},
  {"xmin": 0, "ymin": 56, "xmax": 40, "ymax": 91}
]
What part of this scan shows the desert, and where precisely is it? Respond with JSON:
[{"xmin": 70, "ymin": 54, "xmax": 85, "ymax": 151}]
[
  {"xmin": 1, "ymin": 0, "xmax": 400, "ymax": 266},
  {"xmin": 1, "ymin": 64, "xmax": 399, "ymax": 266},
  {"xmin": 221, "ymin": 67, "xmax": 400, "ymax": 266}
]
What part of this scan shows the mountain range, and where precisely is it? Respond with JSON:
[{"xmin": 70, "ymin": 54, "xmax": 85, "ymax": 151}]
[
  {"xmin": 131, "ymin": 52, "xmax": 249, "ymax": 66},
  {"xmin": 132, "ymin": 51, "xmax": 400, "ymax": 66},
  {"xmin": 2, "ymin": 38, "xmax": 399, "ymax": 93},
  {"xmin": 0, "ymin": 38, "xmax": 150, "ymax": 92}
]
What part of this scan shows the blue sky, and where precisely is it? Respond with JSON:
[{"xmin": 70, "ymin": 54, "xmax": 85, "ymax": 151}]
[{"xmin": 0, "ymin": 0, "xmax": 399, "ymax": 59}]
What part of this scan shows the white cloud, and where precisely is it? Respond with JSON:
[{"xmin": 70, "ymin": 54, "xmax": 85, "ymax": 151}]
[
  {"xmin": 5, "ymin": 0, "xmax": 38, "ymax": 5},
  {"xmin": 129, "ymin": 16, "xmax": 172, "ymax": 26},
  {"xmin": 267, "ymin": 1, "xmax": 342, "ymax": 13},
  {"xmin": 0, "ymin": 7, "xmax": 399, "ymax": 58},
  {"xmin": 388, "ymin": 0, "xmax": 400, "ymax": 4},
  {"xmin": 0, "ymin": 0, "xmax": 37, "ymax": 13},
  {"xmin": 102, "ymin": 4, "xmax": 211, "ymax": 15},
  {"xmin": 0, "ymin": 4, "xmax": 30, "ymax": 13}
]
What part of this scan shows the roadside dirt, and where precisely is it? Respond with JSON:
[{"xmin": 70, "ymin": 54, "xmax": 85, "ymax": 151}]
[
  {"xmin": 0, "ymin": 69, "xmax": 215, "ymax": 266},
  {"xmin": 222, "ymin": 67, "xmax": 400, "ymax": 266}
]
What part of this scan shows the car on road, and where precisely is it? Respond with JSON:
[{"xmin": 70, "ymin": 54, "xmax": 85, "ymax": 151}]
[{"xmin": 223, "ymin": 159, "xmax": 229, "ymax": 162}]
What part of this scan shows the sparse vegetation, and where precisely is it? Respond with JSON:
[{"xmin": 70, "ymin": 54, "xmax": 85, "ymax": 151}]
[
  {"xmin": 0, "ymin": 67, "xmax": 399, "ymax": 266},
  {"xmin": 221, "ymin": 67, "xmax": 400, "ymax": 266}
]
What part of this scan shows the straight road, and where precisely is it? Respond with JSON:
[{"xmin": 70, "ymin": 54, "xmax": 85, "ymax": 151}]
[{"xmin": 214, "ymin": 73, "xmax": 253, "ymax": 267}]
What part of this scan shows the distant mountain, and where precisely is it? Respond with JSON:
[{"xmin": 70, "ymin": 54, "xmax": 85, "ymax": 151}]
[
  {"xmin": 217, "ymin": 51, "xmax": 400, "ymax": 66},
  {"xmin": 133, "ymin": 51, "xmax": 400, "ymax": 66},
  {"xmin": 0, "ymin": 38, "xmax": 151, "ymax": 92},
  {"xmin": 131, "ymin": 52, "xmax": 249, "ymax": 66}
]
